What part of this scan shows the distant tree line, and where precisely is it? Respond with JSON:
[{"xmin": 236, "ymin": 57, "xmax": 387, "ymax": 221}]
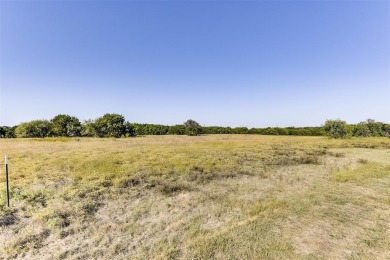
[
  {"xmin": 323, "ymin": 119, "xmax": 390, "ymax": 139},
  {"xmin": 202, "ymin": 126, "xmax": 327, "ymax": 136},
  {"xmin": 0, "ymin": 114, "xmax": 389, "ymax": 138}
]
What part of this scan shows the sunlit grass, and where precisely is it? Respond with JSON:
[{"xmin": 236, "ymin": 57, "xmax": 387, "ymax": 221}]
[
  {"xmin": 333, "ymin": 163, "xmax": 390, "ymax": 182},
  {"xmin": 0, "ymin": 135, "xmax": 389, "ymax": 259}
]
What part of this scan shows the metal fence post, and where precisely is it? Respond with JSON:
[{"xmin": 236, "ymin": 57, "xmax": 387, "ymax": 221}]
[{"xmin": 5, "ymin": 155, "xmax": 10, "ymax": 207}]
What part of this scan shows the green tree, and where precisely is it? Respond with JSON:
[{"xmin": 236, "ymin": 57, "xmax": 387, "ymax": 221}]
[
  {"xmin": 144, "ymin": 124, "xmax": 169, "ymax": 135},
  {"xmin": 323, "ymin": 119, "xmax": 350, "ymax": 139},
  {"xmin": 132, "ymin": 123, "xmax": 145, "ymax": 136},
  {"xmin": 168, "ymin": 124, "xmax": 186, "ymax": 135},
  {"xmin": 0, "ymin": 126, "xmax": 6, "ymax": 138},
  {"xmin": 15, "ymin": 120, "xmax": 52, "ymax": 138},
  {"xmin": 261, "ymin": 128, "xmax": 279, "ymax": 135},
  {"xmin": 203, "ymin": 126, "xmax": 233, "ymax": 134},
  {"xmin": 4, "ymin": 126, "xmax": 16, "ymax": 138},
  {"xmin": 51, "ymin": 114, "xmax": 81, "ymax": 137},
  {"xmin": 124, "ymin": 122, "xmax": 136, "ymax": 137},
  {"xmin": 233, "ymin": 127, "xmax": 249, "ymax": 134},
  {"xmin": 81, "ymin": 119, "xmax": 96, "ymax": 137},
  {"xmin": 184, "ymin": 119, "xmax": 202, "ymax": 136},
  {"xmin": 94, "ymin": 113, "xmax": 125, "ymax": 138},
  {"xmin": 353, "ymin": 121, "xmax": 371, "ymax": 137},
  {"xmin": 366, "ymin": 119, "xmax": 385, "ymax": 137},
  {"xmin": 384, "ymin": 124, "xmax": 390, "ymax": 138}
]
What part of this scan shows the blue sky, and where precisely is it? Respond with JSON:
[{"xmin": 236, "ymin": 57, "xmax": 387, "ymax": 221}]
[{"xmin": 0, "ymin": 1, "xmax": 389, "ymax": 127}]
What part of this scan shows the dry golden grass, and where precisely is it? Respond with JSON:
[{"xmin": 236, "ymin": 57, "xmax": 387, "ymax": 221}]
[{"xmin": 0, "ymin": 135, "xmax": 389, "ymax": 259}]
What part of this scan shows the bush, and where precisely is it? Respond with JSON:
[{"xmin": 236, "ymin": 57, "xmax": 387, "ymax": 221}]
[
  {"xmin": 184, "ymin": 119, "xmax": 202, "ymax": 136},
  {"xmin": 366, "ymin": 119, "xmax": 385, "ymax": 137},
  {"xmin": 323, "ymin": 119, "xmax": 350, "ymax": 139},
  {"xmin": 233, "ymin": 127, "xmax": 249, "ymax": 134},
  {"xmin": 94, "ymin": 113, "xmax": 125, "ymax": 138},
  {"xmin": 0, "ymin": 126, "xmax": 15, "ymax": 138},
  {"xmin": 168, "ymin": 124, "xmax": 186, "ymax": 135},
  {"xmin": 81, "ymin": 119, "xmax": 96, "ymax": 137},
  {"xmin": 132, "ymin": 123, "xmax": 169, "ymax": 135},
  {"xmin": 124, "ymin": 122, "xmax": 136, "ymax": 137},
  {"xmin": 353, "ymin": 121, "xmax": 371, "ymax": 137},
  {"xmin": 0, "ymin": 126, "xmax": 6, "ymax": 138},
  {"xmin": 385, "ymin": 124, "xmax": 390, "ymax": 138},
  {"xmin": 15, "ymin": 120, "xmax": 52, "ymax": 138}
]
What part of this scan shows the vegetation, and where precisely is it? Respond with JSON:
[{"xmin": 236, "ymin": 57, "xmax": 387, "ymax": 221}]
[
  {"xmin": 167, "ymin": 124, "xmax": 186, "ymax": 135},
  {"xmin": 0, "ymin": 135, "xmax": 389, "ymax": 259},
  {"xmin": 51, "ymin": 114, "xmax": 81, "ymax": 137},
  {"xmin": 323, "ymin": 119, "xmax": 350, "ymax": 138},
  {"xmin": 353, "ymin": 121, "xmax": 371, "ymax": 137},
  {"xmin": 14, "ymin": 120, "xmax": 52, "ymax": 138},
  {"xmin": 93, "ymin": 113, "xmax": 126, "ymax": 138},
  {"xmin": 1, "ymin": 115, "xmax": 389, "ymax": 139},
  {"xmin": 184, "ymin": 119, "xmax": 202, "ymax": 136},
  {"xmin": 0, "ymin": 126, "xmax": 16, "ymax": 138}
]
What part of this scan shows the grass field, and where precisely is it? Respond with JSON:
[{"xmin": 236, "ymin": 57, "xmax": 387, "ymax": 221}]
[{"xmin": 0, "ymin": 135, "xmax": 389, "ymax": 259}]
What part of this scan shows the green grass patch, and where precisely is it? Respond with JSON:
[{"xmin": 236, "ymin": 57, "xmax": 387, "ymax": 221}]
[
  {"xmin": 249, "ymin": 198, "xmax": 289, "ymax": 217},
  {"xmin": 333, "ymin": 163, "xmax": 390, "ymax": 182}
]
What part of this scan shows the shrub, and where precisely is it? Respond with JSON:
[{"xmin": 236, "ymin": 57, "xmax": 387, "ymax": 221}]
[
  {"xmin": 366, "ymin": 119, "xmax": 385, "ymax": 137},
  {"xmin": 81, "ymin": 119, "xmax": 96, "ymax": 137},
  {"xmin": 385, "ymin": 124, "xmax": 390, "ymax": 138},
  {"xmin": 353, "ymin": 121, "xmax": 371, "ymax": 137},
  {"xmin": 233, "ymin": 127, "xmax": 249, "ymax": 134},
  {"xmin": 124, "ymin": 122, "xmax": 136, "ymax": 137},
  {"xmin": 15, "ymin": 120, "xmax": 52, "ymax": 138},
  {"xmin": 323, "ymin": 119, "xmax": 350, "ymax": 139},
  {"xmin": 184, "ymin": 119, "xmax": 202, "ymax": 136},
  {"xmin": 94, "ymin": 113, "xmax": 125, "ymax": 138},
  {"xmin": 168, "ymin": 124, "xmax": 186, "ymax": 135}
]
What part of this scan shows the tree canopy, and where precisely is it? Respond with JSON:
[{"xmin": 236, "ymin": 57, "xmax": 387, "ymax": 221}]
[
  {"xmin": 15, "ymin": 120, "xmax": 52, "ymax": 138},
  {"xmin": 51, "ymin": 114, "xmax": 81, "ymax": 137},
  {"xmin": 184, "ymin": 119, "xmax": 202, "ymax": 136},
  {"xmin": 94, "ymin": 113, "xmax": 126, "ymax": 138},
  {"xmin": 323, "ymin": 119, "xmax": 350, "ymax": 139}
]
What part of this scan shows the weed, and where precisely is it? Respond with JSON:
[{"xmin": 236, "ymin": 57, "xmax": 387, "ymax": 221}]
[
  {"xmin": 157, "ymin": 180, "xmax": 191, "ymax": 195},
  {"xmin": 187, "ymin": 167, "xmax": 217, "ymax": 183},
  {"xmin": 7, "ymin": 229, "xmax": 50, "ymax": 256},
  {"xmin": 100, "ymin": 180, "xmax": 113, "ymax": 187},
  {"xmin": 295, "ymin": 155, "xmax": 320, "ymax": 164},
  {"xmin": 80, "ymin": 201, "xmax": 103, "ymax": 216},
  {"xmin": 358, "ymin": 158, "xmax": 369, "ymax": 164},
  {"xmin": 0, "ymin": 207, "xmax": 18, "ymax": 226},
  {"xmin": 117, "ymin": 176, "xmax": 142, "ymax": 188}
]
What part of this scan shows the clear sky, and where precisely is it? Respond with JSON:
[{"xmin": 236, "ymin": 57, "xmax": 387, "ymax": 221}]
[{"xmin": 0, "ymin": 1, "xmax": 389, "ymax": 127}]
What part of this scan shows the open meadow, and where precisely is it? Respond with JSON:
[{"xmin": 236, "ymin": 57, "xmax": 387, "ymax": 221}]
[{"xmin": 0, "ymin": 135, "xmax": 389, "ymax": 259}]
